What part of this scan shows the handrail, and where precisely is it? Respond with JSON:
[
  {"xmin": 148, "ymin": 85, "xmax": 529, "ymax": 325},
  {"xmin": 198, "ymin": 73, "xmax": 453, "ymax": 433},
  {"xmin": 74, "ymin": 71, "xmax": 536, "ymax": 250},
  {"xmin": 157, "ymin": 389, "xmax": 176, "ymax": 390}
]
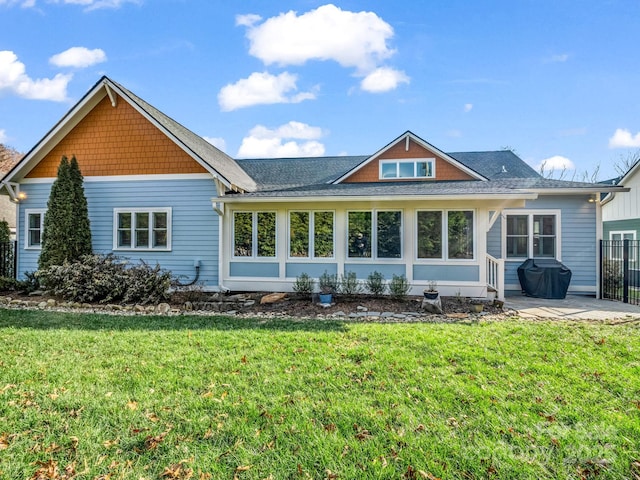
[{"xmin": 486, "ymin": 253, "xmax": 504, "ymax": 300}]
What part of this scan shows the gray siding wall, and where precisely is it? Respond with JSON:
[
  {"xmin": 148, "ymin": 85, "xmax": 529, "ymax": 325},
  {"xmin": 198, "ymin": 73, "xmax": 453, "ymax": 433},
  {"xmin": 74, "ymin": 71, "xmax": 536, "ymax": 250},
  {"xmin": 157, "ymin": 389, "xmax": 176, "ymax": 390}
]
[
  {"xmin": 603, "ymin": 218, "xmax": 640, "ymax": 239},
  {"xmin": 16, "ymin": 178, "xmax": 220, "ymax": 286}
]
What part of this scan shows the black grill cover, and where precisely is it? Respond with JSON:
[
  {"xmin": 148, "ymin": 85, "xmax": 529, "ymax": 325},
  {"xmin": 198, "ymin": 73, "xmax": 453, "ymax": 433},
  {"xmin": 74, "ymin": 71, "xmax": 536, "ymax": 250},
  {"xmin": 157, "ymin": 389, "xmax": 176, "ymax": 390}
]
[{"xmin": 517, "ymin": 258, "xmax": 572, "ymax": 299}]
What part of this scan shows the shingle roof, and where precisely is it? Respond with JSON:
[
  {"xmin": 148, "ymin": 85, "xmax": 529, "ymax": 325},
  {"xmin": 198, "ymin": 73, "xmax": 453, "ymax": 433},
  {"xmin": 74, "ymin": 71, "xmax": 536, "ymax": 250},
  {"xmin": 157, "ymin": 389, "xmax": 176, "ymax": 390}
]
[
  {"xmin": 109, "ymin": 78, "xmax": 256, "ymax": 192},
  {"xmin": 448, "ymin": 150, "xmax": 540, "ymax": 179}
]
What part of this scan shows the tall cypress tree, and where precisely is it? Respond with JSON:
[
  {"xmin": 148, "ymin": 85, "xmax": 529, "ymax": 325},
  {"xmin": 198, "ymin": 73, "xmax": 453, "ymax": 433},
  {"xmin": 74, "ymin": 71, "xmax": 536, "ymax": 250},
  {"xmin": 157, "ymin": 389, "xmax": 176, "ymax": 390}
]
[{"xmin": 38, "ymin": 155, "xmax": 92, "ymax": 269}]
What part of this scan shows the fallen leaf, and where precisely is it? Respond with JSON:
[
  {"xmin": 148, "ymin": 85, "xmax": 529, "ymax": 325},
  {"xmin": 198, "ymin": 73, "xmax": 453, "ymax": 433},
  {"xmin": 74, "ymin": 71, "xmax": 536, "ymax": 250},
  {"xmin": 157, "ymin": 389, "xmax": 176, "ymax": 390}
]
[
  {"xmin": 0, "ymin": 433, "xmax": 10, "ymax": 450},
  {"xmin": 126, "ymin": 401, "xmax": 138, "ymax": 410},
  {"xmin": 235, "ymin": 465, "xmax": 252, "ymax": 472}
]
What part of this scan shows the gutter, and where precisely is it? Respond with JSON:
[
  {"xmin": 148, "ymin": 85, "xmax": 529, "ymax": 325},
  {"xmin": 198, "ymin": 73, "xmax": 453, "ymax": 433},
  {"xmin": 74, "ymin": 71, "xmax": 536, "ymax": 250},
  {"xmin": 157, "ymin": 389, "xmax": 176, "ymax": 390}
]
[{"xmin": 216, "ymin": 193, "xmax": 540, "ymax": 204}]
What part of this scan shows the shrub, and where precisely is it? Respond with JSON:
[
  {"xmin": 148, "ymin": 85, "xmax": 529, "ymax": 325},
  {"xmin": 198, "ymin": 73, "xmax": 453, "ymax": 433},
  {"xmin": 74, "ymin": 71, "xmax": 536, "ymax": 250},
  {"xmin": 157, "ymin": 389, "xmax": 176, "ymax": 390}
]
[
  {"xmin": 38, "ymin": 254, "xmax": 170, "ymax": 304},
  {"xmin": 293, "ymin": 272, "xmax": 315, "ymax": 297},
  {"xmin": 0, "ymin": 220, "xmax": 10, "ymax": 243},
  {"xmin": 318, "ymin": 270, "xmax": 339, "ymax": 294},
  {"xmin": 340, "ymin": 271, "xmax": 362, "ymax": 296},
  {"xmin": 365, "ymin": 271, "xmax": 387, "ymax": 296},
  {"xmin": 389, "ymin": 274, "xmax": 410, "ymax": 299}
]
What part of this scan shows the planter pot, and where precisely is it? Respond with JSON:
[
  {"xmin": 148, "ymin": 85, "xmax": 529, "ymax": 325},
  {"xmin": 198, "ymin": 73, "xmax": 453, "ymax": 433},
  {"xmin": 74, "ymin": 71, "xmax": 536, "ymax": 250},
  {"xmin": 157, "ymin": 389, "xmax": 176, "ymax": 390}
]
[
  {"xmin": 423, "ymin": 291, "xmax": 439, "ymax": 300},
  {"xmin": 319, "ymin": 293, "xmax": 333, "ymax": 304},
  {"xmin": 470, "ymin": 303, "xmax": 483, "ymax": 313}
]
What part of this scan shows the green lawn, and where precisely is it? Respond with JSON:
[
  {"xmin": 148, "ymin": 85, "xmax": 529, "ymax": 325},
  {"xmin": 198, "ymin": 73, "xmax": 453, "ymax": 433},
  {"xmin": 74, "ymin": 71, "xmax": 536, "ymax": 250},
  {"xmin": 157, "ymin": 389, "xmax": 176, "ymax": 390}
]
[{"xmin": 0, "ymin": 310, "xmax": 638, "ymax": 479}]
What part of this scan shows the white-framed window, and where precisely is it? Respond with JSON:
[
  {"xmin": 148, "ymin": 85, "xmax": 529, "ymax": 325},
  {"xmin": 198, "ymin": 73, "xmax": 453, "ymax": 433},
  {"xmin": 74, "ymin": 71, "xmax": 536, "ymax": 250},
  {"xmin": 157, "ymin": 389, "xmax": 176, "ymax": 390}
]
[
  {"xmin": 379, "ymin": 158, "xmax": 435, "ymax": 179},
  {"xmin": 347, "ymin": 210, "xmax": 403, "ymax": 259},
  {"xmin": 25, "ymin": 209, "xmax": 46, "ymax": 249},
  {"xmin": 609, "ymin": 230, "xmax": 636, "ymax": 262},
  {"xmin": 416, "ymin": 209, "xmax": 475, "ymax": 260},
  {"xmin": 233, "ymin": 211, "xmax": 276, "ymax": 258},
  {"xmin": 504, "ymin": 210, "xmax": 561, "ymax": 260},
  {"xmin": 113, "ymin": 208, "xmax": 171, "ymax": 251},
  {"xmin": 289, "ymin": 210, "xmax": 335, "ymax": 259}
]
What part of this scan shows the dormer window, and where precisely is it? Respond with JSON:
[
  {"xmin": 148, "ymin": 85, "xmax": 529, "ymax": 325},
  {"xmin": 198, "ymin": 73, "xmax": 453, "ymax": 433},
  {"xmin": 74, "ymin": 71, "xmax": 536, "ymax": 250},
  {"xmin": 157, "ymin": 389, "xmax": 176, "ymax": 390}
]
[{"xmin": 379, "ymin": 158, "xmax": 435, "ymax": 179}]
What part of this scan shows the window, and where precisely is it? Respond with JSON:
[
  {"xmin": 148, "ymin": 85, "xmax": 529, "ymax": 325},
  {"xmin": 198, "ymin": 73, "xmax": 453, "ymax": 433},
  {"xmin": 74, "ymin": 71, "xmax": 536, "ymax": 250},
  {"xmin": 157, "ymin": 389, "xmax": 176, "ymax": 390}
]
[
  {"xmin": 25, "ymin": 209, "xmax": 45, "ymax": 249},
  {"xmin": 233, "ymin": 211, "xmax": 276, "ymax": 258},
  {"xmin": 289, "ymin": 211, "xmax": 334, "ymax": 258},
  {"xmin": 114, "ymin": 208, "xmax": 171, "ymax": 251},
  {"xmin": 609, "ymin": 231, "xmax": 636, "ymax": 261},
  {"xmin": 380, "ymin": 158, "xmax": 435, "ymax": 179},
  {"xmin": 348, "ymin": 210, "xmax": 402, "ymax": 259},
  {"xmin": 417, "ymin": 210, "xmax": 474, "ymax": 260},
  {"xmin": 505, "ymin": 211, "xmax": 559, "ymax": 259}
]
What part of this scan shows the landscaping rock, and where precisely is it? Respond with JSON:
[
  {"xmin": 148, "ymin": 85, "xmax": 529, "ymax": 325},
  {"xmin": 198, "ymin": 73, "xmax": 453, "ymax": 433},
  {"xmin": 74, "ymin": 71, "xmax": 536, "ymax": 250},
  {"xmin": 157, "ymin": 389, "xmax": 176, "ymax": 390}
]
[
  {"xmin": 156, "ymin": 303, "xmax": 171, "ymax": 314},
  {"xmin": 260, "ymin": 292, "xmax": 287, "ymax": 304}
]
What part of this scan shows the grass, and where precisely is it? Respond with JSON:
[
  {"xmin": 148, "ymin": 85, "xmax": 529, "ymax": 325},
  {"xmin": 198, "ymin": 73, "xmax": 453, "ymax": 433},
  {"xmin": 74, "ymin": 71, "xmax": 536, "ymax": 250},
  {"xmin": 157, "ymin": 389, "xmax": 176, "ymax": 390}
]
[{"xmin": 0, "ymin": 310, "xmax": 638, "ymax": 479}]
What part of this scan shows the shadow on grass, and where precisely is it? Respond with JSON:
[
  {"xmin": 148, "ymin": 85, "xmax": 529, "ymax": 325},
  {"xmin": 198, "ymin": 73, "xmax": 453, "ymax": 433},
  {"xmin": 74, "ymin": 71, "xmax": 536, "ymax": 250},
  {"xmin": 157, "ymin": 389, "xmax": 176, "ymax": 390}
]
[{"xmin": 0, "ymin": 308, "xmax": 349, "ymax": 332}]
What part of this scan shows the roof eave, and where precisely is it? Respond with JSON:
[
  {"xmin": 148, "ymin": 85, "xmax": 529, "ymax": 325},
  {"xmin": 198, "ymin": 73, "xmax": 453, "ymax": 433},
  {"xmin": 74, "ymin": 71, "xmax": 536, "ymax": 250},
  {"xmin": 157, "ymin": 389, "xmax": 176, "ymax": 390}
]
[{"xmin": 218, "ymin": 192, "xmax": 539, "ymax": 204}]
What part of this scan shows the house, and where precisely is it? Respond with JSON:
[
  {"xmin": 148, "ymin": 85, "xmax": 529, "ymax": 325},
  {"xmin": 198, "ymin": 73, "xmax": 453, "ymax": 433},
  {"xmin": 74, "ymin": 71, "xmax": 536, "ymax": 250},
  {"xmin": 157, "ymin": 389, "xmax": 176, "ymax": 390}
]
[
  {"xmin": 0, "ymin": 145, "xmax": 22, "ymax": 238},
  {"xmin": 0, "ymin": 76, "xmax": 627, "ymax": 300},
  {"xmin": 602, "ymin": 160, "xmax": 640, "ymax": 242}
]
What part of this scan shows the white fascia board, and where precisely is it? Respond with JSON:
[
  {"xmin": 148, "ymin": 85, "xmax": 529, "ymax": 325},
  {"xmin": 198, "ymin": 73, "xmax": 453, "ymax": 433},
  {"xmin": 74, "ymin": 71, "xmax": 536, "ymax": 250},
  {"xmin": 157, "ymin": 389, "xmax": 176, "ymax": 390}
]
[
  {"xmin": 218, "ymin": 193, "xmax": 538, "ymax": 204},
  {"xmin": 332, "ymin": 131, "xmax": 487, "ymax": 184},
  {"xmin": 532, "ymin": 187, "xmax": 630, "ymax": 195},
  {"xmin": 104, "ymin": 80, "xmax": 234, "ymax": 191},
  {"xmin": 3, "ymin": 81, "xmax": 108, "ymax": 183}
]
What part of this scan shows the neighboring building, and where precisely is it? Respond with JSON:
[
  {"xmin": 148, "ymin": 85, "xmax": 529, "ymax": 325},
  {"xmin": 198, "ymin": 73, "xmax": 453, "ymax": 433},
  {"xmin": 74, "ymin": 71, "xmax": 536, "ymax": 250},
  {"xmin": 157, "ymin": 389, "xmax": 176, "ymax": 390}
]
[
  {"xmin": 0, "ymin": 77, "xmax": 627, "ymax": 299},
  {"xmin": 602, "ymin": 161, "xmax": 640, "ymax": 242},
  {"xmin": 0, "ymin": 145, "xmax": 22, "ymax": 237}
]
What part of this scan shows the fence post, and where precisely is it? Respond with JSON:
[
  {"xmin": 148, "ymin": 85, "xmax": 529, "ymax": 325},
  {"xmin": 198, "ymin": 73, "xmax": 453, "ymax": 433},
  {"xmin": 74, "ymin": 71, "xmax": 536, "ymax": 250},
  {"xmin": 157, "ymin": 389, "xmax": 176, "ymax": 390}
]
[
  {"xmin": 599, "ymin": 239, "xmax": 603, "ymax": 300},
  {"xmin": 623, "ymin": 239, "xmax": 629, "ymax": 304}
]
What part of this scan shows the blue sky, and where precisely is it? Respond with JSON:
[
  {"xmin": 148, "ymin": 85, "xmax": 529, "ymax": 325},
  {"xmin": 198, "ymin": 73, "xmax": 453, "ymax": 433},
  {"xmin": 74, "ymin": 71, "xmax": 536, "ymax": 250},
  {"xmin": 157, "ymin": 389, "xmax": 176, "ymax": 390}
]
[{"xmin": 1, "ymin": 0, "xmax": 639, "ymax": 181}]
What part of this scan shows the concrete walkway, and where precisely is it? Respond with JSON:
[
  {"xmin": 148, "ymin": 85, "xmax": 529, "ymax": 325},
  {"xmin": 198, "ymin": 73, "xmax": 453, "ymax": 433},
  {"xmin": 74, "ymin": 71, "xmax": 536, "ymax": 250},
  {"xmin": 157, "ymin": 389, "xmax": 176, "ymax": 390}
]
[{"xmin": 504, "ymin": 294, "xmax": 640, "ymax": 321}]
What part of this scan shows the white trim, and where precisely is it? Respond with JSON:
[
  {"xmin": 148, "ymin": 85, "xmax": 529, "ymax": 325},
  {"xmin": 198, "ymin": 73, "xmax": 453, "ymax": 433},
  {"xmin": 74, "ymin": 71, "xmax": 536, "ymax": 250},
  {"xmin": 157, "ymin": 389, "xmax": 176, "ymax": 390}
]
[
  {"xmin": 332, "ymin": 131, "xmax": 487, "ymax": 184},
  {"xmin": 287, "ymin": 210, "xmax": 336, "ymax": 260},
  {"xmin": 379, "ymin": 158, "xmax": 435, "ymax": 179},
  {"xmin": 222, "ymin": 193, "xmax": 538, "ymax": 204},
  {"xmin": 232, "ymin": 210, "xmax": 278, "ymax": 259},
  {"xmin": 502, "ymin": 209, "xmax": 562, "ymax": 261},
  {"xmin": 21, "ymin": 173, "xmax": 214, "ymax": 184},
  {"xmin": 112, "ymin": 207, "xmax": 172, "ymax": 252},
  {"xmin": 608, "ymin": 230, "xmax": 636, "ymax": 240},
  {"xmin": 346, "ymin": 209, "xmax": 404, "ymax": 260},
  {"xmin": 24, "ymin": 208, "xmax": 46, "ymax": 250}
]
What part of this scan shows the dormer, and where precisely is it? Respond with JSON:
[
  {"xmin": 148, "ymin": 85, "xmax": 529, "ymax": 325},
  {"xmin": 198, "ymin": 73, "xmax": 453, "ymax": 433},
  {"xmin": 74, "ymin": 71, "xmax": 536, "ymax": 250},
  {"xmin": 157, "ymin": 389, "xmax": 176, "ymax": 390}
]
[{"xmin": 332, "ymin": 131, "xmax": 487, "ymax": 184}]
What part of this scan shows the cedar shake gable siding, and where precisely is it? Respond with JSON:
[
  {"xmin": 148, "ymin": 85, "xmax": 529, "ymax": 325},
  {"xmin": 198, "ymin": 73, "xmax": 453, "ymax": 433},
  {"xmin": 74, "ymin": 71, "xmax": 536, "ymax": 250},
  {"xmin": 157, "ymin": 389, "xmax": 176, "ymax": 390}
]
[
  {"xmin": 342, "ymin": 138, "xmax": 475, "ymax": 183},
  {"xmin": 26, "ymin": 96, "xmax": 207, "ymax": 178}
]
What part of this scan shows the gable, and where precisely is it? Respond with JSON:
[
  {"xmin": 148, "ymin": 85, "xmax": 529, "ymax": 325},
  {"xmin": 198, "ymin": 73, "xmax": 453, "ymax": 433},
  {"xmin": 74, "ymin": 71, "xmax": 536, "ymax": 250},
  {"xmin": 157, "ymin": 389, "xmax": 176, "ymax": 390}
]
[
  {"xmin": 25, "ymin": 96, "xmax": 208, "ymax": 178},
  {"xmin": 341, "ymin": 138, "xmax": 476, "ymax": 183}
]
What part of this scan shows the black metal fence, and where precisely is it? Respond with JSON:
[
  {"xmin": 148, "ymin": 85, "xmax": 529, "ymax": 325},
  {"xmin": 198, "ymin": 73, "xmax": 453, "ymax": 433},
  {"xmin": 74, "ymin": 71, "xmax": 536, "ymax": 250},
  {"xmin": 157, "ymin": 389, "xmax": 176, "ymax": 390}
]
[
  {"xmin": 0, "ymin": 241, "xmax": 16, "ymax": 279},
  {"xmin": 600, "ymin": 239, "xmax": 640, "ymax": 305}
]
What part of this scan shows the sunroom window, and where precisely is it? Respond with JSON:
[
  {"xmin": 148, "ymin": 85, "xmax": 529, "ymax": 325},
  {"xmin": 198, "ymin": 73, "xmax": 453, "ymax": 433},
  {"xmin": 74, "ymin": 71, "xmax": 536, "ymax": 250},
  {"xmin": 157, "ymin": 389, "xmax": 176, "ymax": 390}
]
[
  {"xmin": 379, "ymin": 158, "xmax": 434, "ymax": 179},
  {"xmin": 289, "ymin": 211, "xmax": 334, "ymax": 258},
  {"xmin": 233, "ymin": 211, "xmax": 276, "ymax": 258},
  {"xmin": 416, "ymin": 210, "xmax": 475, "ymax": 260},
  {"xmin": 348, "ymin": 210, "xmax": 402, "ymax": 259}
]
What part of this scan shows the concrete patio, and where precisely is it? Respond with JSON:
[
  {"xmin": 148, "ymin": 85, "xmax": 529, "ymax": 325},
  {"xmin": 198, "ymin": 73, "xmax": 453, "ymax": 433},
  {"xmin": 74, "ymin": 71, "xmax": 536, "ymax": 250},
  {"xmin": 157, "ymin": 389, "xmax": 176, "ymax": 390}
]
[{"xmin": 504, "ymin": 294, "xmax": 640, "ymax": 321}]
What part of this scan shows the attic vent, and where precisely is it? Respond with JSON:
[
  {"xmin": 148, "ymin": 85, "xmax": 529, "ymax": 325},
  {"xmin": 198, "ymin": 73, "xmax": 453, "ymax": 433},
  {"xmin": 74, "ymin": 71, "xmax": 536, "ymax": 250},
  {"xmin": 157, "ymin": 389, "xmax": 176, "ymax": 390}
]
[{"xmin": 501, "ymin": 165, "xmax": 508, "ymax": 173}]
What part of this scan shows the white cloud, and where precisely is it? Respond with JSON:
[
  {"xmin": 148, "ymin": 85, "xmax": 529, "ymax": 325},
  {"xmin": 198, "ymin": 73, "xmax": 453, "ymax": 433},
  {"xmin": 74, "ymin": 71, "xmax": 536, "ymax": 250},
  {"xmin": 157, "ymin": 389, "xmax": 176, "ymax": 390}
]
[
  {"xmin": 534, "ymin": 155, "xmax": 575, "ymax": 174},
  {"xmin": 235, "ymin": 13, "xmax": 261, "ymax": 27},
  {"xmin": 49, "ymin": 47, "xmax": 107, "ymax": 68},
  {"xmin": 0, "ymin": 50, "xmax": 71, "ymax": 101},
  {"xmin": 464, "ymin": 103, "xmax": 473, "ymax": 113},
  {"xmin": 544, "ymin": 53, "xmax": 569, "ymax": 63},
  {"xmin": 203, "ymin": 136, "xmax": 227, "ymax": 152},
  {"xmin": 237, "ymin": 121, "xmax": 326, "ymax": 158},
  {"xmin": 218, "ymin": 71, "xmax": 316, "ymax": 111},
  {"xmin": 360, "ymin": 67, "xmax": 409, "ymax": 93},
  {"xmin": 609, "ymin": 128, "xmax": 640, "ymax": 148},
  {"xmin": 48, "ymin": 0, "xmax": 140, "ymax": 10},
  {"xmin": 0, "ymin": 129, "xmax": 7, "ymax": 143},
  {"xmin": 242, "ymin": 4, "xmax": 395, "ymax": 73}
]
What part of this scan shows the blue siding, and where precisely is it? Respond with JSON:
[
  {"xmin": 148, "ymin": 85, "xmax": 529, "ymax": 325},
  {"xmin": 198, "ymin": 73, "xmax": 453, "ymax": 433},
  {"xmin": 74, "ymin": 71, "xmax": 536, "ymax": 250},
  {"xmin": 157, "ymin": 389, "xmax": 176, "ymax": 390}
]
[
  {"xmin": 230, "ymin": 262, "xmax": 279, "ymax": 277},
  {"xmin": 502, "ymin": 195, "xmax": 597, "ymax": 292},
  {"xmin": 344, "ymin": 263, "xmax": 406, "ymax": 279},
  {"xmin": 286, "ymin": 263, "xmax": 337, "ymax": 278},
  {"xmin": 413, "ymin": 265, "xmax": 479, "ymax": 282},
  {"xmin": 17, "ymin": 178, "xmax": 220, "ymax": 286}
]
